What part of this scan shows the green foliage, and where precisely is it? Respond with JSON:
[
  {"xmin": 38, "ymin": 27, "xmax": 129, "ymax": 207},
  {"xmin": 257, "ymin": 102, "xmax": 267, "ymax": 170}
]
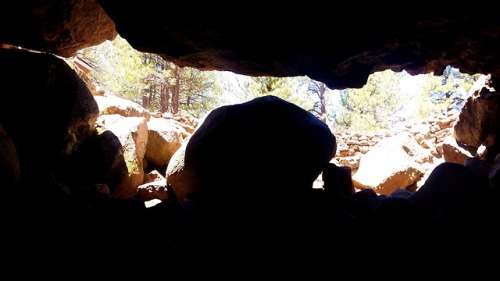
[
  {"xmin": 178, "ymin": 68, "xmax": 224, "ymax": 118},
  {"xmin": 78, "ymin": 36, "xmax": 152, "ymax": 103},
  {"xmin": 77, "ymin": 36, "xmax": 481, "ymax": 125},
  {"xmin": 77, "ymin": 36, "xmax": 331, "ymax": 120},
  {"xmin": 416, "ymin": 66, "xmax": 480, "ymax": 118},
  {"xmin": 299, "ymin": 77, "xmax": 333, "ymax": 123},
  {"xmin": 240, "ymin": 76, "xmax": 294, "ymax": 100},
  {"xmin": 334, "ymin": 69, "xmax": 405, "ymax": 133},
  {"xmin": 332, "ymin": 66, "xmax": 480, "ymax": 133},
  {"xmin": 77, "ymin": 35, "xmax": 221, "ymax": 118},
  {"xmin": 230, "ymin": 75, "xmax": 315, "ymax": 112}
]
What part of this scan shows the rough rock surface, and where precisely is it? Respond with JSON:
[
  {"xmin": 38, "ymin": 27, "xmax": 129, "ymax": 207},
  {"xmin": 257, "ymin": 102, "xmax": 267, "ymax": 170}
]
[{"xmin": 3, "ymin": 2, "xmax": 500, "ymax": 90}]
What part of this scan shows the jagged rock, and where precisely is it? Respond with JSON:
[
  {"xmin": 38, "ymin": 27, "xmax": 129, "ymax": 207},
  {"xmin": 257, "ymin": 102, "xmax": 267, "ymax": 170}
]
[
  {"xmin": 442, "ymin": 136, "xmax": 475, "ymax": 165},
  {"xmin": 4, "ymin": 3, "xmax": 500, "ymax": 91},
  {"xmin": 137, "ymin": 170, "xmax": 168, "ymax": 202},
  {"xmin": 453, "ymin": 74, "xmax": 500, "ymax": 161},
  {"xmin": 1, "ymin": 1, "xmax": 117, "ymax": 57}
]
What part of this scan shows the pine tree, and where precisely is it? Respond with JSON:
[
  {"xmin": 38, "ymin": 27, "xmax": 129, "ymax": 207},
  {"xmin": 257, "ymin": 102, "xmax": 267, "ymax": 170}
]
[
  {"xmin": 77, "ymin": 35, "xmax": 222, "ymax": 118},
  {"xmin": 232, "ymin": 75, "xmax": 315, "ymax": 112},
  {"xmin": 417, "ymin": 66, "xmax": 480, "ymax": 118},
  {"xmin": 334, "ymin": 69, "xmax": 405, "ymax": 133}
]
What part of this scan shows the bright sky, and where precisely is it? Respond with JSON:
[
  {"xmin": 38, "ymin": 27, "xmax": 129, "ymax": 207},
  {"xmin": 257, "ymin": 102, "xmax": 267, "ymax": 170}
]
[
  {"xmin": 218, "ymin": 69, "xmax": 429, "ymax": 118},
  {"xmin": 399, "ymin": 71, "xmax": 427, "ymax": 94}
]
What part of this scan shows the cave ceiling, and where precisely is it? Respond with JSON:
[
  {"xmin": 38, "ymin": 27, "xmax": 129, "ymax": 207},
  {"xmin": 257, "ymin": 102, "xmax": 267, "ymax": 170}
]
[{"xmin": 1, "ymin": 2, "xmax": 499, "ymax": 89}]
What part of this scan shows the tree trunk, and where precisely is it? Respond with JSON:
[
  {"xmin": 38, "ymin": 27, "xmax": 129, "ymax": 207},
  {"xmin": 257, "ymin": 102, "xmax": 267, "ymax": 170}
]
[
  {"xmin": 319, "ymin": 82, "xmax": 327, "ymax": 122},
  {"xmin": 160, "ymin": 82, "xmax": 170, "ymax": 113},
  {"xmin": 142, "ymin": 88, "xmax": 150, "ymax": 109},
  {"xmin": 148, "ymin": 85, "xmax": 156, "ymax": 111},
  {"xmin": 172, "ymin": 65, "xmax": 181, "ymax": 114}
]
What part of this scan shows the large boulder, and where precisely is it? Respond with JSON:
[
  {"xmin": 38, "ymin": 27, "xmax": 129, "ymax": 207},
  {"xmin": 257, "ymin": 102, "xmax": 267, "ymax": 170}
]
[
  {"xmin": 352, "ymin": 132, "xmax": 424, "ymax": 195},
  {"xmin": 145, "ymin": 117, "xmax": 189, "ymax": 167},
  {"xmin": 96, "ymin": 115, "xmax": 148, "ymax": 198},
  {"xmin": 166, "ymin": 95, "xmax": 336, "ymax": 203},
  {"xmin": 94, "ymin": 95, "xmax": 151, "ymax": 121},
  {"xmin": 0, "ymin": 48, "xmax": 99, "ymax": 184},
  {"xmin": 70, "ymin": 115, "xmax": 149, "ymax": 199}
]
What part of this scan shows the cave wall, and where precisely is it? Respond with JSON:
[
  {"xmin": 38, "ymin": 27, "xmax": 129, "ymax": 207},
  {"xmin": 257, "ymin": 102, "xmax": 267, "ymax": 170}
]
[
  {"xmin": 2, "ymin": 2, "xmax": 500, "ymax": 89},
  {"xmin": 2, "ymin": 2, "xmax": 500, "ymax": 263}
]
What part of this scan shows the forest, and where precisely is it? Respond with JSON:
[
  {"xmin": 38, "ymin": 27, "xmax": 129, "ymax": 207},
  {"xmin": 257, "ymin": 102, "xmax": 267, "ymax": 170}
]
[{"xmin": 77, "ymin": 35, "xmax": 481, "ymax": 134}]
